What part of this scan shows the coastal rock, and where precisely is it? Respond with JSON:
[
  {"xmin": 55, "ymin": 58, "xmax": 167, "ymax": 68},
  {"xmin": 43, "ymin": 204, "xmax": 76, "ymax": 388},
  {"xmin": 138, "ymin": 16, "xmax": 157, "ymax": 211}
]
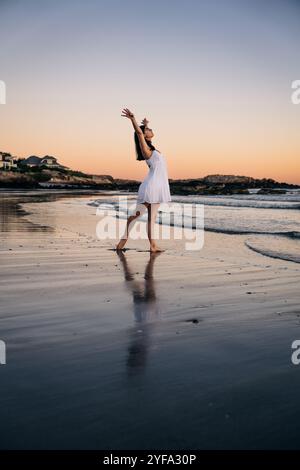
[
  {"xmin": 114, "ymin": 178, "xmax": 140, "ymax": 191},
  {"xmin": 256, "ymin": 188, "xmax": 287, "ymax": 194},
  {"xmin": 168, "ymin": 174, "xmax": 298, "ymax": 195},
  {"xmin": 0, "ymin": 172, "xmax": 40, "ymax": 188},
  {"xmin": 0, "ymin": 169, "xmax": 116, "ymax": 189},
  {"xmin": 202, "ymin": 174, "xmax": 255, "ymax": 185}
]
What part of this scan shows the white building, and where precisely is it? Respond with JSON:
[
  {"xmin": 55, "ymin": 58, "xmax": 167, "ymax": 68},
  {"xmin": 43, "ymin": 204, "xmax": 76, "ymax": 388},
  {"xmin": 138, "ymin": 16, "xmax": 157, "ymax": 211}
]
[{"xmin": 0, "ymin": 152, "xmax": 17, "ymax": 170}]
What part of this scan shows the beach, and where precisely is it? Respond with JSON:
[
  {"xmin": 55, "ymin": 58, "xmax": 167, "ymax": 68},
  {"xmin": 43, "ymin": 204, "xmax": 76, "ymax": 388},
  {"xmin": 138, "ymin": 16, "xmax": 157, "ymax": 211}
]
[{"xmin": 0, "ymin": 191, "xmax": 300, "ymax": 449}]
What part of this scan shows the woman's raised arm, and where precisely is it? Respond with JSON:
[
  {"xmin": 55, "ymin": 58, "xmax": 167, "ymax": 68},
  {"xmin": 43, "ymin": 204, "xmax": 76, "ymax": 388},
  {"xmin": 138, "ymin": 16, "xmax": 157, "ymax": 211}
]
[{"xmin": 121, "ymin": 108, "xmax": 152, "ymax": 159}]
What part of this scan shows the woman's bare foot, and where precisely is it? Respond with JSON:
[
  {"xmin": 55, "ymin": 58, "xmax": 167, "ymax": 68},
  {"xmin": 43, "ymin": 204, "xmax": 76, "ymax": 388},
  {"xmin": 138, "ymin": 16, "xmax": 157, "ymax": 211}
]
[
  {"xmin": 116, "ymin": 238, "xmax": 127, "ymax": 250},
  {"xmin": 150, "ymin": 242, "xmax": 165, "ymax": 253}
]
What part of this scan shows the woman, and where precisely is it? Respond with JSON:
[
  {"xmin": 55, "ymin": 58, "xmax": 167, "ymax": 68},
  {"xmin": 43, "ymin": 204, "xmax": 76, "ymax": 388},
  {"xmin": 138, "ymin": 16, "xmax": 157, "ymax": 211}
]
[{"xmin": 116, "ymin": 107, "xmax": 171, "ymax": 252}]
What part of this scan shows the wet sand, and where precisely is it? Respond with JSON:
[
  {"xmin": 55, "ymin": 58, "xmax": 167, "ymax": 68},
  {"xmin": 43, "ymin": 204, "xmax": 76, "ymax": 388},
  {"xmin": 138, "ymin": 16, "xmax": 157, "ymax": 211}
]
[{"xmin": 0, "ymin": 191, "xmax": 300, "ymax": 449}]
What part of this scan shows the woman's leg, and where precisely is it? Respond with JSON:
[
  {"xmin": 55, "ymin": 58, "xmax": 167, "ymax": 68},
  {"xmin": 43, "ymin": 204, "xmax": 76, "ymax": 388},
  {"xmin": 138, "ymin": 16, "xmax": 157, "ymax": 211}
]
[
  {"xmin": 146, "ymin": 203, "xmax": 163, "ymax": 252},
  {"xmin": 116, "ymin": 203, "xmax": 147, "ymax": 250}
]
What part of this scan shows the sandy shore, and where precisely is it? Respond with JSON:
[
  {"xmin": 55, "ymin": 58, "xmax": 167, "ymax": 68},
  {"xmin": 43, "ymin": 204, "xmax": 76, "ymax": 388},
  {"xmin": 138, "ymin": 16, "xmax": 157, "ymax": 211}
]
[{"xmin": 0, "ymin": 192, "xmax": 300, "ymax": 449}]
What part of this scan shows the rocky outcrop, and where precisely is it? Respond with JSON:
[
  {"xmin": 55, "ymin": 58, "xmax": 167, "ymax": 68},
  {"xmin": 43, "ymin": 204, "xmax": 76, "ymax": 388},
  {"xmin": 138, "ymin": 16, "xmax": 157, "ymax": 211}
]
[
  {"xmin": 168, "ymin": 174, "xmax": 298, "ymax": 195},
  {"xmin": 256, "ymin": 188, "xmax": 287, "ymax": 195},
  {"xmin": 114, "ymin": 178, "xmax": 140, "ymax": 191},
  {"xmin": 200, "ymin": 174, "xmax": 297, "ymax": 189},
  {"xmin": 0, "ymin": 169, "xmax": 116, "ymax": 189},
  {"xmin": 0, "ymin": 172, "xmax": 39, "ymax": 188},
  {"xmin": 41, "ymin": 171, "xmax": 115, "ymax": 188}
]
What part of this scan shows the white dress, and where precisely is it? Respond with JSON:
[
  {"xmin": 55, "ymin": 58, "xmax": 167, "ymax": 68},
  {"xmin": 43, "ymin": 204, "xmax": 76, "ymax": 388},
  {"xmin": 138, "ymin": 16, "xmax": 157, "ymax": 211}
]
[{"xmin": 137, "ymin": 150, "xmax": 172, "ymax": 204}]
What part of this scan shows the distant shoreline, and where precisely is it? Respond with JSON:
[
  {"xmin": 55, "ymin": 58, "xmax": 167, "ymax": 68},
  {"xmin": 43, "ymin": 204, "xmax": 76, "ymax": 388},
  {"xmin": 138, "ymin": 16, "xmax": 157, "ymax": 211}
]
[{"xmin": 1, "ymin": 169, "xmax": 299, "ymax": 195}]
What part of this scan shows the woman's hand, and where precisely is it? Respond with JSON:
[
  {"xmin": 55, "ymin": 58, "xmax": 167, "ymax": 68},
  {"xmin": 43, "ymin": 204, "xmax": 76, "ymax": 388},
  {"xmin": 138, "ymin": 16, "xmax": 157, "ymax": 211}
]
[
  {"xmin": 121, "ymin": 108, "xmax": 135, "ymax": 120},
  {"xmin": 141, "ymin": 117, "xmax": 149, "ymax": 126},
  {"xmin": 122, "ymin": 107, "xmax": 146, "ymax": 138}
]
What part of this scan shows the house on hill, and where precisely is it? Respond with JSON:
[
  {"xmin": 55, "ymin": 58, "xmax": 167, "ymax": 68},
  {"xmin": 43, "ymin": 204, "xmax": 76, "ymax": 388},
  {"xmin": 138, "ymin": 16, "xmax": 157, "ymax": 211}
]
[
  {"xmin": 23, "ymin": 155, "xmax": 68, "ymax": 169},
  {"xmin": 0, "ymin": 152, "xmax": 17, "ymax": 170},
  {"xmin": 23, "ymin": 156, "xmax": 41, "ymax": 167}
]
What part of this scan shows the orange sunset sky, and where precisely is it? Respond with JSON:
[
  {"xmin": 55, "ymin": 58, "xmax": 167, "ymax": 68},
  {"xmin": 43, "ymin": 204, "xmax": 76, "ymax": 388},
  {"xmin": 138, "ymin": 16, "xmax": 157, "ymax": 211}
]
[{"xmin": 1, "ymin": 0, "xmax": 300, "ymax": 184}]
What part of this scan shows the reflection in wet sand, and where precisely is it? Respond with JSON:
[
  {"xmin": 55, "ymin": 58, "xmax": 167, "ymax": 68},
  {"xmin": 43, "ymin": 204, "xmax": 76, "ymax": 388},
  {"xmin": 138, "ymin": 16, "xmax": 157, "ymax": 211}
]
[
  {"xmin": 117, "ymin": 251, "xmax": 163, "ymax": 376},
  {"xmin": 0, "ymin": 195, "xmax": 55, "ymax": 234}
]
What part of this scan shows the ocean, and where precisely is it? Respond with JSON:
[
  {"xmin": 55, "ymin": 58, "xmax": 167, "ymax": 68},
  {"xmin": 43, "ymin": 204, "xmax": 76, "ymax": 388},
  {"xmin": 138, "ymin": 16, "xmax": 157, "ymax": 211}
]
[{"xmin": 89, "ymin": 188, "xmax": 300, "ymax": 263}]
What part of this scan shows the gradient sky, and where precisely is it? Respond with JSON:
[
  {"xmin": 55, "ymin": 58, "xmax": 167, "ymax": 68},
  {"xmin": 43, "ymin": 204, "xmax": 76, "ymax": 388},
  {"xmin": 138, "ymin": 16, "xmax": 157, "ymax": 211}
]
[{"xmin": 1, "ymin": 0, "xmax": 300, "ymax": 183}]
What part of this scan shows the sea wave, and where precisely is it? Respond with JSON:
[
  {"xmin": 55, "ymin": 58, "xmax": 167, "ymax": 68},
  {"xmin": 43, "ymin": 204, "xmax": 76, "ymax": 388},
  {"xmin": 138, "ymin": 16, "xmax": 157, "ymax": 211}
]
[
  {"xmin": 245, "ymin": 235, "xmax": 300, "ymax": 264},
  {"xmin": 88, "ymin": 197, "xmax": 300, "ymax": 238},
  {"xmin": 205, "ymin": 227, "xmax": 300, "ymax": 239},
  {"xmin": 89, "ymin": 193, "xmax": 300, "ymax": 210},
  {"xmin": 170, "ymin": 195, "xmax": 300, "ymax": 210}
]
